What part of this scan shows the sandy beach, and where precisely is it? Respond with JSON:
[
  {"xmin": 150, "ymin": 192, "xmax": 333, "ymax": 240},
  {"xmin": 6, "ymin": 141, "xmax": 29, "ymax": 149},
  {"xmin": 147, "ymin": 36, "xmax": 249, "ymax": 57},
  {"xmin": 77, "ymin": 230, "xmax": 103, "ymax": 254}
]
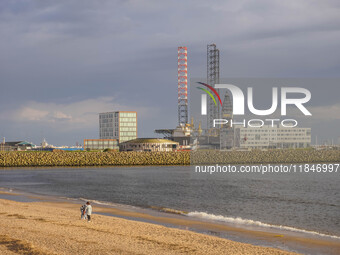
[{"xmin": 0, "ymin": 198, "xmax": 301, "ymax": 255}]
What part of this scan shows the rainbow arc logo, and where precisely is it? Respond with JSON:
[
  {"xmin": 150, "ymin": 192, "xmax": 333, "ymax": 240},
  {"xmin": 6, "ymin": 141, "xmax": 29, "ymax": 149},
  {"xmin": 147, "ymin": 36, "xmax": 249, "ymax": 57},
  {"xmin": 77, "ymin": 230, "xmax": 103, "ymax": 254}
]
[{"xmin": 196, "ymin": 82, "xmax": 222, "ymax": 107}]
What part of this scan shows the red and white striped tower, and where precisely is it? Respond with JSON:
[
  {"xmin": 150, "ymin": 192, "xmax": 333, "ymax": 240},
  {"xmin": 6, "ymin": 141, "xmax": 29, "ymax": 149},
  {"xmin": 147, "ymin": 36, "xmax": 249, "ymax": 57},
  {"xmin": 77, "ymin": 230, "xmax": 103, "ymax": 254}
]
[{"xmin": 178, "ymin": 46, "xmax": 188, "ymax": 125}]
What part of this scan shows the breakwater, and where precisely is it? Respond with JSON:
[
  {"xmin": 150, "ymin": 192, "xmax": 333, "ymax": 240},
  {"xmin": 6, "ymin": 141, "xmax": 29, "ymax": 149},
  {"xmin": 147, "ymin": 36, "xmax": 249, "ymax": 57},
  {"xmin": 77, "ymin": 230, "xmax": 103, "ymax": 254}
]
[
  {"xmin": 0, "ymin": 149, "xmax": 339, "ymax": 167},
  {"xmin": 191, "ymin": 149, "xmax": 340, "ymax": 164},
  {"xmin": 0, "ymin": 151, "xmax": 190, "ymax": 167}
]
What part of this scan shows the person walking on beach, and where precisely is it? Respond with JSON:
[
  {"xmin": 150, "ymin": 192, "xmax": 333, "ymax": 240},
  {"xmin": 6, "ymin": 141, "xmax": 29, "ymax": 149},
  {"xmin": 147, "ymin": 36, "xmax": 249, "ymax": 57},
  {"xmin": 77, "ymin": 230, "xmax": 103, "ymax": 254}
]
[
  {"xmin": 80, "ymin": 204, "xmax": 86, "ymax": 220},
  {"xmin": 85, "ymin": 202, "xmax": 92, "ymax": 222}
]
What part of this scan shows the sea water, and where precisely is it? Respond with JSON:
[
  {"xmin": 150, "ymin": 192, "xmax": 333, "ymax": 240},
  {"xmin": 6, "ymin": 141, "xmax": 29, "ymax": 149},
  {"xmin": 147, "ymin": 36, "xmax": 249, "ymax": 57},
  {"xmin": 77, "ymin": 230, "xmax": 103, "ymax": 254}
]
[{"xmin": 0, "ymin": 165, "xmax": 339, "ymax": 238}]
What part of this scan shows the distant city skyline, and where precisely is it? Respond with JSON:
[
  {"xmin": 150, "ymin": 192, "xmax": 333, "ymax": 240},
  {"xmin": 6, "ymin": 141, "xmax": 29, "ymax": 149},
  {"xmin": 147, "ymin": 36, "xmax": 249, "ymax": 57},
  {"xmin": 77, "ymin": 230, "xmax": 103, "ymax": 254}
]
[{"xmin": 0, "ymin": 0, "xmax": 340, "ymax": 146}]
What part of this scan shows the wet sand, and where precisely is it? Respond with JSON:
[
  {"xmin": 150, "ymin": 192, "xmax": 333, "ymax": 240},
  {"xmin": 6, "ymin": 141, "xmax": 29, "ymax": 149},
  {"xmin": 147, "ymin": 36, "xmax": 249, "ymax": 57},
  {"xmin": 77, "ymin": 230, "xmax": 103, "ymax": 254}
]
[{"xmin": 0, "ymin": 198, "xmax": 299, "ymax": 255}]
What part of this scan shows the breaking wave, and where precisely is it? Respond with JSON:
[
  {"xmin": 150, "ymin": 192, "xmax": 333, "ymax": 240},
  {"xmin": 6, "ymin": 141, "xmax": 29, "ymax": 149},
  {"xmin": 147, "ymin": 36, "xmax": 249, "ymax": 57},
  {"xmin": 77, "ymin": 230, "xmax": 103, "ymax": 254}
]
[{"xmin": 186, "ymin": 211, "xmax": 340, "ymax": 239}]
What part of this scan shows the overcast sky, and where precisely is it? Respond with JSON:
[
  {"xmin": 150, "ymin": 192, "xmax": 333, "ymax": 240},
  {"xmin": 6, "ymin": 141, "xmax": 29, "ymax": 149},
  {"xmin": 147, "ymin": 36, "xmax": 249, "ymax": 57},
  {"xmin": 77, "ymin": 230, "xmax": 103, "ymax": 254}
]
[{"xmin": 1, "ymin": 0, "xmax": 340, "ymax": 146}]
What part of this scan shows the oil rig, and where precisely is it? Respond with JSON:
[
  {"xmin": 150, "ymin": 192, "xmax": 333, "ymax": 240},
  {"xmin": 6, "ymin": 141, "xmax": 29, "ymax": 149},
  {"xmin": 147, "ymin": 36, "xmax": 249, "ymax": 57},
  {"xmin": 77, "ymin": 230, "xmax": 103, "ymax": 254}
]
[{"xmin": 155, "ymin": 45, "xmax": 234, "ymax": 150}]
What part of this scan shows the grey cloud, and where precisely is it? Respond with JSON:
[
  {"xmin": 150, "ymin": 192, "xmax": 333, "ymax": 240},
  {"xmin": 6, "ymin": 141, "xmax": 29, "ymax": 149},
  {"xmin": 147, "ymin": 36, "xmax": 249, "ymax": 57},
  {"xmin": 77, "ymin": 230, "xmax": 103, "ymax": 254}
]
[{"xmin": 0, "ymin": 0, "xmax": 339, "ymax": 145}]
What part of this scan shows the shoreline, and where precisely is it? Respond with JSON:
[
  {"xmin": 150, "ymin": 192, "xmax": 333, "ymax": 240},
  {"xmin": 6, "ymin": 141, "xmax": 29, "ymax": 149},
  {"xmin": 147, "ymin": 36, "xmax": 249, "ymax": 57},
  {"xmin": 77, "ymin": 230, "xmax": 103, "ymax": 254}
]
[
  {"xmin": 0, "ymin": 197, "xmax": 299, "ymax": 255},
  {"xmin": 1, "ymin": 189, "xmax": 339, "ymax": 254},
  {"xmin": 1, "ymin": 162, "xmax": 339, "ymax": 170}
]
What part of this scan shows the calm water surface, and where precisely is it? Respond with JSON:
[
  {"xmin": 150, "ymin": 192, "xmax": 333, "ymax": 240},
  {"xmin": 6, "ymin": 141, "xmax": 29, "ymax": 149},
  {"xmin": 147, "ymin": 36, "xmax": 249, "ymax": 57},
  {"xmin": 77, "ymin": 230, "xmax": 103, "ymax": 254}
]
[{"xmin": 0, "ymin": 166, "xmax": 339, "ymax": 237}]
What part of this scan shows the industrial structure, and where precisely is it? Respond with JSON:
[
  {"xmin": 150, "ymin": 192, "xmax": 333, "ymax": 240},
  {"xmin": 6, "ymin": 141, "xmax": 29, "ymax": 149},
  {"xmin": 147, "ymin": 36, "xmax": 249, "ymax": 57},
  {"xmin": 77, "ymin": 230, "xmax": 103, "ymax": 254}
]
[
  {"xmin": 178, "ymin": 46, "xmax": 188, "ymax": 126},
  {"xmin": 156, "ymin": 44, "xmax": 313, "ymax": 151},
  {"xmin": 155, "ymin": 46, "xmax": 192, "ymax": 148},
  {"xmin": 99, "ymin": 111, "xmax": 137, "ymax": 143},
  {"xmin": 220, "ymin": 90, "xmax": 234, "ymax": 149},
  {"xmin": 207, "ymin": 44, "xmax": 220, "ymax": 129},
  {"xmin": 156, "ymin": 44, "xmax": 230, "ymax": 149},
  {"xmin": 155, "ymin": 121, "xmax": 192, "ymax": 148},
  {"xmin": 194, "ymin": 44, "xmax": 235, "ymax": 149}
]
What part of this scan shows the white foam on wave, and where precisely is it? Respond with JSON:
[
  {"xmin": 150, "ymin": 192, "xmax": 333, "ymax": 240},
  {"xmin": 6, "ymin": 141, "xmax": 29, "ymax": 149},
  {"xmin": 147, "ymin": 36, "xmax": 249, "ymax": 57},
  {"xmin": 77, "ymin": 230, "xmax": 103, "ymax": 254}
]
[
  {"xmin": 60, "ymin": 196, "xmax": 77, "ymax": 201},
  {"xmin": 186, "ymin": 211, "xmax": 340, "ymax": 240},
  {"xmin": 79, "ymin": 198, "xmax": 115, "ymax": 206},
  {"xmin": 78, "ymin": 198, "xmax": 139, "ymax": 211}
]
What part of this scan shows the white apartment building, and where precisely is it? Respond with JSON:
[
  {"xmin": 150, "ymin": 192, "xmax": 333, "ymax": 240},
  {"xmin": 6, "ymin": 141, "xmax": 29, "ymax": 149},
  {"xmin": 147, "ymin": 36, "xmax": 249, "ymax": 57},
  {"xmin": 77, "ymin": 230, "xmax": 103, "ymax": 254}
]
[{"xmin": 234, "ymin": 125, "xmax": 311, "ymax": 149}]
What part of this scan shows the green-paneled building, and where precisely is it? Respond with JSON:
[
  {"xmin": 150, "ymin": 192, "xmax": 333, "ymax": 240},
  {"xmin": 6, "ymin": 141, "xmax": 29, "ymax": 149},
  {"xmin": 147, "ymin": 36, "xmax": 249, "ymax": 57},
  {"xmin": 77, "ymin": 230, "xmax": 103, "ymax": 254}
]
[{"xmin": 99, "ymin": 111, "xmax": 137, "ymax": 143}]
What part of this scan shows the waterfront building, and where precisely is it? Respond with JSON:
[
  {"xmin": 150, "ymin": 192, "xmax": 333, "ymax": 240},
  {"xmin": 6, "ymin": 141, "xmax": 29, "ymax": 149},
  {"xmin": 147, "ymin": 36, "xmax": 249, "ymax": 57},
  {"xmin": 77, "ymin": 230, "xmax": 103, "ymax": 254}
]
[
  {"xmin": 84, "ymin": 139, "xmax": 118, "ymax": 151},
  {"xmin": 234, "ymin": 125, "xmax": 311, "ymax": 149},
  {"xmin": 0, "ymin": 141, "xmax": 36, "ymax": 151},
  {"xmin": 119, "ymin": 138, "xmax": 179, "ymax": 152},
  {"xmin": 99, "ymin": 111, "xmax": 137, "ymax": 143}
]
